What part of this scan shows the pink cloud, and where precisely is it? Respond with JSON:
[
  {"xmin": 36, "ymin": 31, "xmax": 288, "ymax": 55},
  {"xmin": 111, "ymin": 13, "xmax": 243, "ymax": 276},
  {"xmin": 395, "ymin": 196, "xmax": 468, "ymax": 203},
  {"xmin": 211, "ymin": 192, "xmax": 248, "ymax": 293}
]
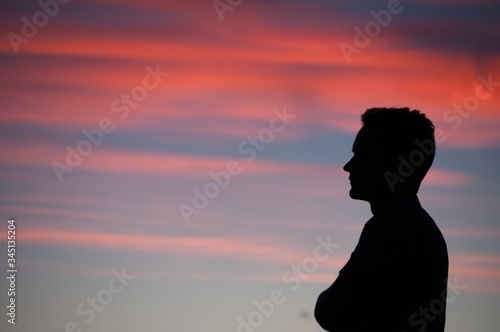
[
  {"xmin": 443, "ymin": 228, "xmax": 500, "ymax": 239},
  {"xmin": 452, "ymin": 254, "xmax": 500, "ymax": 266},
  {"xmin": 423, "ymin": 168, "xmax": 475, "ymax": 187},
  {"xmin": 2, "ymin": 14, "xmax": 499, "ymax": 149},
  {"xmin": 18, "ymin": 228, "xmax": 305, "ymax": 264}
]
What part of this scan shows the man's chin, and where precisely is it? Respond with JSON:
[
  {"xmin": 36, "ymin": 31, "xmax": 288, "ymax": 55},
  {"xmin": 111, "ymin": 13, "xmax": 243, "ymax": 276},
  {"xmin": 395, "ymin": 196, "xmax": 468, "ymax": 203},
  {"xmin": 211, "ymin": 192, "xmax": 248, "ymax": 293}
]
[{"xmin": 348, "ymin": 188, "xmax": 370, "ymax": 201}]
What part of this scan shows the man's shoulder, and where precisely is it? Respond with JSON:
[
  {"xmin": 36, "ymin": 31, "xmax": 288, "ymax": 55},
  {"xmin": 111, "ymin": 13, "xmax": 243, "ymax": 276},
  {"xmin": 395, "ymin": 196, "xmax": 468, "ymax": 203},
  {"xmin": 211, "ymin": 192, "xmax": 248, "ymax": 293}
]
[
  {"xmin": 376, "ymin": 195, "xmax": 433, "ymax": 224},
  {"xmin": 367, "ymin": 195, "xmax": 443, "ymax": 242}
]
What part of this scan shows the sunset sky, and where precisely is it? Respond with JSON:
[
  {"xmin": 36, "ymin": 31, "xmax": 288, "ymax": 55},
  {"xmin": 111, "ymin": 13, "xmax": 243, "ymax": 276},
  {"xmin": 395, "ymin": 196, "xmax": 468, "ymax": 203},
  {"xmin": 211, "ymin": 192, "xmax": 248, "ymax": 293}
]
[{"xmin": 0, "ymin": 0, "xmax": 499, "ymax": 331}]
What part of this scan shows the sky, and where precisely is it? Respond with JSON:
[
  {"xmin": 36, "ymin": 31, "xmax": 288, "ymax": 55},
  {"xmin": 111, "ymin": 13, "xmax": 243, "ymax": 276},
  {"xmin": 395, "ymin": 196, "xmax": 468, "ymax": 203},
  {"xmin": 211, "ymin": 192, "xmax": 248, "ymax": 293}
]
[{"xmin": 0, "ymin": 0, "xmax": 499, "ymax": 331}]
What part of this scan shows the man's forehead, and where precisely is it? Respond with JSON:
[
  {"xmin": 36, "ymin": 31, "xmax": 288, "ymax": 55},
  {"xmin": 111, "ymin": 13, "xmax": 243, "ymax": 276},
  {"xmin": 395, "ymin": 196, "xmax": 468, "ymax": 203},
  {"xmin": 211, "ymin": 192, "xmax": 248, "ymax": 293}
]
[{"xmin": 352, "ymin": 127, "xmax": 375, "ymax": 151}]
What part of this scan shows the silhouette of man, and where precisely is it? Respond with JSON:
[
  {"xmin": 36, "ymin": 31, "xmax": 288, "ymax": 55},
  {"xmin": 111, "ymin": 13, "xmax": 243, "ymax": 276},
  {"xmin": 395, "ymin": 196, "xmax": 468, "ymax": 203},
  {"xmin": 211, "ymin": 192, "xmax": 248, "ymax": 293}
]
[{"xmin": 315, "ymin": 108, "xmax": 449, "ymax": 332}]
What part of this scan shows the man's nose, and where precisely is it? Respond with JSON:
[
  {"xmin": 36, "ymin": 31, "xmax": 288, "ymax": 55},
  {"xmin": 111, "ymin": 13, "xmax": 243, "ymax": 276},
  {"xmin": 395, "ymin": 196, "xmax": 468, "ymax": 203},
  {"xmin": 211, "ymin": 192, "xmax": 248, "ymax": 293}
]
[{"xmin": 343, "ymin": 157, "xmax": 353, "ymax": 172}]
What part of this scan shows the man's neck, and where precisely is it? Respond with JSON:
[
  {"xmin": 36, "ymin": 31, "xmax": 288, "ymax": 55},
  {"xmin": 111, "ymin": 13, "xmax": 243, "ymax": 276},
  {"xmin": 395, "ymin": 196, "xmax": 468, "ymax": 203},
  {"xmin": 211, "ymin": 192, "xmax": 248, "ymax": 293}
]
[{"xmin": 368, "ymin": 193, "xmax": 417, "ymax": 215}]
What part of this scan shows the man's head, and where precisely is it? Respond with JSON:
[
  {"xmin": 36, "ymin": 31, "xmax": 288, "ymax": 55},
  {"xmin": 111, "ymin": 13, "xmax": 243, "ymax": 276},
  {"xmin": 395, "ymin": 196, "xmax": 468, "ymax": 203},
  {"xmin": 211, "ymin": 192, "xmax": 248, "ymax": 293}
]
[{"xmin": 343, "ymin": 107, "xmax": 435, "ymax": 202}]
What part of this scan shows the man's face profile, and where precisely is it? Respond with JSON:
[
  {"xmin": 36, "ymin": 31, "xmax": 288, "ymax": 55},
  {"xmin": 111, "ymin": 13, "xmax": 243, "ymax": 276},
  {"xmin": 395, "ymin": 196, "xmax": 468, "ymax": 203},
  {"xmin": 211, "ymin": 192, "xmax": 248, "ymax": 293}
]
[{"xmin": 343, "ymin": 126, "xmax": 392, "ymax": 202}]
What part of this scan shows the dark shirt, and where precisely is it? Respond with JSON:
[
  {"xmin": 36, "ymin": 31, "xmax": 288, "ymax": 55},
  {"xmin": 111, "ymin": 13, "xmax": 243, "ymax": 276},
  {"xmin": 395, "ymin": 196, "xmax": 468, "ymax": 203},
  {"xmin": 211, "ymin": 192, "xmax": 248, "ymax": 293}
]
[{"xmin": 315, "ymin": 194, "xmax": 449, "ymax": 332}]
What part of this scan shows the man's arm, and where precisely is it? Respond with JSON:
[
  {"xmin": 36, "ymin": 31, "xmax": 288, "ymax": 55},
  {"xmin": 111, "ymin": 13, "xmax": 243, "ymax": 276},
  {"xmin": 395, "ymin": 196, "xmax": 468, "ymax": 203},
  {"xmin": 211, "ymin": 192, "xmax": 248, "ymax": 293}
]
[
  {"xmin": 315, "ymin": 254, "xmax": 378, "ymax": 331},
  {"xmin": 315, "ymin": 212, "xmax": 415, "ymax": 331}
]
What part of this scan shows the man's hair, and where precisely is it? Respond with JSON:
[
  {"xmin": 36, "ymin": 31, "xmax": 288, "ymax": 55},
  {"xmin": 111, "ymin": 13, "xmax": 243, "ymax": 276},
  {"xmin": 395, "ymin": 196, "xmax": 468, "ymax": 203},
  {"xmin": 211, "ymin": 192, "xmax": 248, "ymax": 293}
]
[{"xmin": 361, "ymin": 107, "xmax": 435, "ymax": 193}]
